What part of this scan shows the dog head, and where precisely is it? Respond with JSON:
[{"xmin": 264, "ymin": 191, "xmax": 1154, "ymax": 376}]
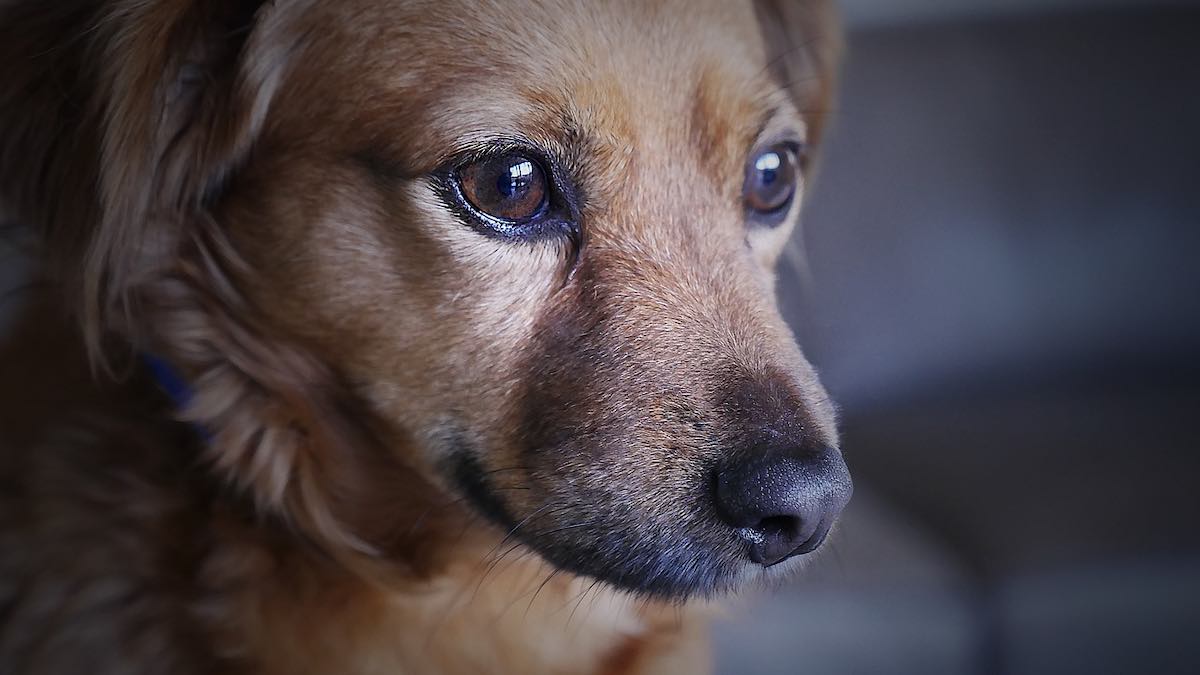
[{"xmin": 16, "ymin": 0, "xmax": 849, "ymax": 599}]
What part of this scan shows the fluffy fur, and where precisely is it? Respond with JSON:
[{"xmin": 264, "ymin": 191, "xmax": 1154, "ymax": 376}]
[{"xmin": 0, "ymin": 1, "xmax": 844, "ymax": 672}]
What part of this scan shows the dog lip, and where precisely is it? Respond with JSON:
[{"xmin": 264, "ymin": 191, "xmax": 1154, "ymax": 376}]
[
  {"xmin": 439, "ymin": 446, "xmax": 769, "ymax": 599},
  {"xmin": 444, "ymin": 448, "xmax": 517, "ymax": 529},
  {"xmin": 446, "ymin": 464, "xmax": 738, "ymax": 597}
]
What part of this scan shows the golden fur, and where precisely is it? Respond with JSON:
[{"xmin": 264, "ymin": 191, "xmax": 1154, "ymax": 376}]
[{"xmin": 0, "ymin": 1, "xmax": 844, "ymax": 672}]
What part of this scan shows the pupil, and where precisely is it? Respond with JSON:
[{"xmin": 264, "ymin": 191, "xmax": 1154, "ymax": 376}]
[
  {"xmin": 496, "ymin": 160, "xmax": 534, "ymax": 199},
  {"xmin": 756, "ymin": 151, "xmax": 782, "ymax": 187}
]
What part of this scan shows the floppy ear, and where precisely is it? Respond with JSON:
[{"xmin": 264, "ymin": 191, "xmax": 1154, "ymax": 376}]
[
  {"xmin": 88, "ymin": 0, "xmax": 300, "ymax": 356},
  {"xmin": 754, "ymin": 0, "xmax": 843, "ymax": 144},
  {"xmin": 0, "ymin": 0, "xmax": 291, "ymax": 358},
  {"xmin": 84, "ymin": 3, "xmax": 443, "ymax": 565},
  {"xmin": 753, "ymin": 0, "xmax": 842, "ymax": 288},
  {"xmin": 1, "ymin": 2, "xmax": 437, "ymax": 569}
]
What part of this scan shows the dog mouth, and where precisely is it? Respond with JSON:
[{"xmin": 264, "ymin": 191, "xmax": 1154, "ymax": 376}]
[{"xmin": 444, "ymin": 449, "xmax": 761, "ymax": 600}]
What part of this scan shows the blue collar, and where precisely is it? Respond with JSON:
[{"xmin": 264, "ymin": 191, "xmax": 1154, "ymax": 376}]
[
  {"xmin": 143, "ymin": 353, "xmax": 212, "ymax": 441},
  {"xmin": 142, "ymin": 353, "xmax": 194, "ymax": 411}
]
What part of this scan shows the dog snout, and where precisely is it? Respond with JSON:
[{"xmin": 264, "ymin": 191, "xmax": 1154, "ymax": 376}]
[{"xmin": 713, "ymin": 444, "xmax": 852, "ymax": 566}]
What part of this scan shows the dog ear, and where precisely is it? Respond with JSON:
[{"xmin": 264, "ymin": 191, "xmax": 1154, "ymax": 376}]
[
  {"xmin": 754, "ymin": 0, "xmax": 843, "ymax": 144},
  {"xmin": 88, "ymin": 4, "xmax": 427, "ymax": 563},
  {"xmin": 1, "ymin": 2, "xmax": 440, "ymax": 569},
  {"xmin": 87, "ymin": 1, "xmax": 301, "ymax": 358},
  {"xmin": 0, "ymin": 1, "xmax": 294, "ymax": 361}
]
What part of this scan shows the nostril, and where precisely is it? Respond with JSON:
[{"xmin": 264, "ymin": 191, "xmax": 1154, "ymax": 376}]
[
  {"xmin": 737, "ymin": 514, "xmax": 812, "ymax": 567},
  {"xmin": 754, "ymin": 515, "xmax": 800, "ymax": 542}
]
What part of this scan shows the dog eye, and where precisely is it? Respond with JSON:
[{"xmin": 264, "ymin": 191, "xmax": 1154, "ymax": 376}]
[
  {"xmin": 457, "ymin": 153, "xmax": 548, "ymax": 223},
  {"xmin": 744, "ymin": 143, "xmax": 800, "ymax": 223}
]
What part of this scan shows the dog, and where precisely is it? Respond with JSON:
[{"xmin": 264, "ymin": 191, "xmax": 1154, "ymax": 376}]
[{"xmin": 0, "ymin": 0, "xmax": 851, "ymax": 673}]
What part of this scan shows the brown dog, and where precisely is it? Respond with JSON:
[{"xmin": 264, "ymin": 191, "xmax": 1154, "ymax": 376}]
[{"xmin": 0, "ymin": 1, "xmax": 850, "ymax": 673}]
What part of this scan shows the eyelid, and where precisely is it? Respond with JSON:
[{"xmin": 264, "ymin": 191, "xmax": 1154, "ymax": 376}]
[
  {"xmin": 437, "ymin": 139, "xmax": 570, "ymax": 197},
  {"xmin": 432, "ymin": 142, "xmax": 583, "ymax": 244},
  {"xmin": 757, "ymin": 137, "xmax": 804, "ymax": 156},
  {"xmin": 447, "ymin": 138, "xmax": 539, "ymax": 169},
  {"xmin": 750, "ymin": 107, "xmax": 806, "ymax": 157}
]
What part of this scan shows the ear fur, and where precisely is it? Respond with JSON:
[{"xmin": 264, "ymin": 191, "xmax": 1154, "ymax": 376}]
[
  {"xmin": 143, "ymin": 227, "xmax": 449, "ymax": 572},
  {"xmin": 0, "ymin": 1, "xmax": 441, "ymax": 571},
  {"xmin": 754, "ymin": 0, "xmax": 843, "ymax": 144},
  {"xmin": 0, "ymin": 0, "xmax": 290, "ymax": 359},
  {"xmin": 88, "ymin": 0, "xmax": 298, "ymax": 357},
  {"xmin": 103, "ymin": 1, "xmax": 445, "ymax": 569},
  {"xmin": 753, "ymin": 0, "xmax": 843, "ymax": 296}
]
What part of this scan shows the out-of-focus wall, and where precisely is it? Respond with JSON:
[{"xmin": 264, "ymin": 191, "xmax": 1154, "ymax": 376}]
[
  {"xmin": 716, "ymin": 4, "xmax": 1200, "ymax": 674},
  {"xmin": 839, "ymin": 0, "xmax": 1193, "ymax": 27},
  {"xmin": 791, "ymin": 5, "xmax": 1200, "ymax": 411}
]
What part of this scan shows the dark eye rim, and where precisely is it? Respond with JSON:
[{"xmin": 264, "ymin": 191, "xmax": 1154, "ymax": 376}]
[
  {"xmin": 744, "ymin": 140, "xmax": 806, "ymax": 227},
  {"xmin": 433, "ymin": 142, "xmax": 580, "ymax": 243}
]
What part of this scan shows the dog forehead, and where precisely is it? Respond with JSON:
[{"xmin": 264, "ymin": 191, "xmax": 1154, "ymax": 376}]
[
  {"xmin": 289, "ymin": 0, "xmax": 776, "ymax": 149},
  {"xmin": 266, "ymin": 0, "xmax": 795, "ymax": 248},
  {"xmin": 378, "ymin": 0, "xmax": 765, "ymax": 59}
]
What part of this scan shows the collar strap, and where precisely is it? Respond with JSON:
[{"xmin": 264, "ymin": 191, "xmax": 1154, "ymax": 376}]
[{"xmin": 142, "ymin": 353, "xmax": 194, "ymax": 411}]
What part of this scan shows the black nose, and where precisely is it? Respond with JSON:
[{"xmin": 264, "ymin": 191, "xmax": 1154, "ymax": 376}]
[{"xmin": 713, "ymin": 445, "xmax": 853, "ymax": 566}]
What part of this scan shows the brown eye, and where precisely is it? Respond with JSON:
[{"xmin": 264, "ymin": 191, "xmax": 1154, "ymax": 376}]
[
  {"xmin": 458, "ymin": 153, "xmax": 548, "ymax": 222},
  {"xmin": 744, "ymin": 144, "xmax": 800, "ymax": 219}
]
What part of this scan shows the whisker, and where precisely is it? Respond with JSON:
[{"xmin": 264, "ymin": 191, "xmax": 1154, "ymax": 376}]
[
  {"xmin": 524, "ymin": 568, "xmax": 563, "ymax": 618},
  {"xmin": 534, "ymin": 520, "xmax": 597, "ymax": 538},
  {"xmin": 566, "ymin": 579, "xmax": 605, "ymax": 634},
  {"xmin": 467, "ymin": 503, "xmax": 573, "ymax": 603}
]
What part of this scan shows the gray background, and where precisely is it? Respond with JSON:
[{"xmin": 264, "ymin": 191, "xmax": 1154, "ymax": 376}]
[{"xmin": 715, "ymin": 1, "xmax": 1200, "ymax": 673}]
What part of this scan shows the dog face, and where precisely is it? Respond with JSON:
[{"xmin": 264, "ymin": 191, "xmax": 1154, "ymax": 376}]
[
  {"xmin": 197, "ymin": 0, "xmax": 849, "ymax": 598},
  {"xmin": 6, "ymin": 0, "xmax": 849, "ymax": 600}
]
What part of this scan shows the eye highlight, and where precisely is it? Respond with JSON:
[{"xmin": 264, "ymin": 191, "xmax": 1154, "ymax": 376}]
[
  {"xmin": 458, "ymin": 153, "xmax": 548, "ymax": 222},
  {"xmin": 439, "ymin": 146, "xmax": 581, "ymax": 243},
  {"xmin": 744, "ymin": 143, "xmax": 801, "ymax": 224}
]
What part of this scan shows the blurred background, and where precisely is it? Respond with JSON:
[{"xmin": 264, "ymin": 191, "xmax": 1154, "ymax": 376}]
[{"xmin": 713, "ymin": 0, "xmax": 1200, "ymax": 673}]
